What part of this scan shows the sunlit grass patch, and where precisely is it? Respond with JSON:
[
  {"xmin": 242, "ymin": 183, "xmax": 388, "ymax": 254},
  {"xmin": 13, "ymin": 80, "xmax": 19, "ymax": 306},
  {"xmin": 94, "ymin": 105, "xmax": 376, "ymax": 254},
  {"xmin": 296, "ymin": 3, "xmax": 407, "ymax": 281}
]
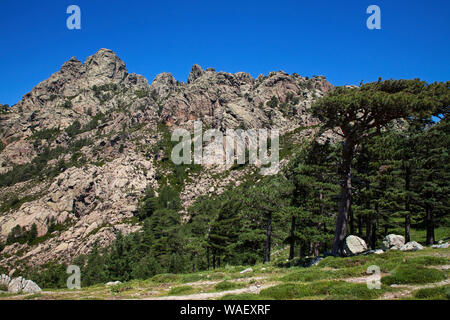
[
  {"xmin": 214, "ymin": 281, "xmax": 245, "ymax": 292},
  {"xmin": 220, "ymin": 293, "xmax": 271, "ymax": 300},
  {"xmin": 412, "ymin": 285, "xmax": 450, "ymax": 300},
  {"xmin": 168, "ymin": 285, "xmax": 196, "ymax": 296},
  {"xmin": 110, "ymin": 283, "xmax": 133, "ymax": 294},
  {"xmin": 381, "ymin": 265, "xmax": 446, "ymax": 285},
  {"xmin": 180, "ymin": 273, "xmax": 206, "ymax": 283},
  {"xmin": 259, "ymin": 281, "xmax": 388, "ymax": 300},
  {"xmin": 405, "ymin": 256, "xmax": 448, "ymax": 266},
  {"xmin": 151, "ymin": 273, "xmax": 181, "ymax": 284}
]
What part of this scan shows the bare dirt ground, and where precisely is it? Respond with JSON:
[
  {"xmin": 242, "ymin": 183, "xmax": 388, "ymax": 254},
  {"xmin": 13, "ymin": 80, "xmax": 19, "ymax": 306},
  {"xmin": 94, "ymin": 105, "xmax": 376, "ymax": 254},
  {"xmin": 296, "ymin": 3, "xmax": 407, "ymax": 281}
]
[{"xmin": 143, "ymin": 283, "xmax": 274, "ymax": 300}]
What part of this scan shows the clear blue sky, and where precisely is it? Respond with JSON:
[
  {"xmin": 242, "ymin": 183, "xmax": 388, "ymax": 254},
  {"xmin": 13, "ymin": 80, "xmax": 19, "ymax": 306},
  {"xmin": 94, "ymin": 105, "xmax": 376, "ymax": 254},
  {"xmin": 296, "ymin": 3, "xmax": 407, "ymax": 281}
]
[{"xmin": 0, "ymin": 0, "xmax": 449, "ymax": 105}]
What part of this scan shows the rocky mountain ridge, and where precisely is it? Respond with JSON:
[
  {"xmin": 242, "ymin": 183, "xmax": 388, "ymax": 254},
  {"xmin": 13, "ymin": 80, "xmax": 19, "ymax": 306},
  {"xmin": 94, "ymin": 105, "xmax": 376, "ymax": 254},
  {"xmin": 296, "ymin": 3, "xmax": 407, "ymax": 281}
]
[{"xmin": 0, "ymin": 48, "xmax": 334, "ymax": 271}]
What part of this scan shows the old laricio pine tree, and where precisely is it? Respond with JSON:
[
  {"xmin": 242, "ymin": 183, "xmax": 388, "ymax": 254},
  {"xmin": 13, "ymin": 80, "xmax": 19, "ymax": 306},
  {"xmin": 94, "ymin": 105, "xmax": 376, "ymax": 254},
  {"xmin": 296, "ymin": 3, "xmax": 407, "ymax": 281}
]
[{"xmin": 311, "ymin": 79, "xmax": 446, "ymax": 256}]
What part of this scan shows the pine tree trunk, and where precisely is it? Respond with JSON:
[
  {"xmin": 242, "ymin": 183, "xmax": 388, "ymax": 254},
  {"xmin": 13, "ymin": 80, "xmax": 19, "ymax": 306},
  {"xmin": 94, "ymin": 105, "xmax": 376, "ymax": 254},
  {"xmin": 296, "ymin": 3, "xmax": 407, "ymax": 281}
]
[
  {"xmin": 322, "ymin": 224, "xmax": 328, "ymax": 252},
  {"xmin": 405, "ymin": 214, "xmax": 411, "ymax": 243},
  {"xmin": 357, "ymin": 215, "xmax": 362, "ymax": 237},
  {"xmin": 207, "ymin": 247, "xmax": 210, "ymax": 270},
  {"xmin": 349, "ymin": 206, "xmax": 355, "ymax": 235},
  {"xmin": 331, "ymin": 140, "xmax": 354, "ymax": 256},
  {"xmin": 404, "ymin": 165, "xmax": 411, "ymax": 243},
  {"xmin": 299, "ymin": 242, "xmax": 307, "ymax": 258},
  {"xmin": 365, "ymin": 215, "xmax": 371, "ymax": 246},
  {"xmin": 264, "ymin": 213, "xmax": 272, "ymax": 263},
  {"xmin": 426, "ymin": 206, "xmax": 435, "ymax": 245},
  {"xmin": 370, "ymin": 204, "xmax": 378, "ymax": 250},
  {"xmin": 289, "ymin": 216, "xmax": 296, "ymax": 260}
]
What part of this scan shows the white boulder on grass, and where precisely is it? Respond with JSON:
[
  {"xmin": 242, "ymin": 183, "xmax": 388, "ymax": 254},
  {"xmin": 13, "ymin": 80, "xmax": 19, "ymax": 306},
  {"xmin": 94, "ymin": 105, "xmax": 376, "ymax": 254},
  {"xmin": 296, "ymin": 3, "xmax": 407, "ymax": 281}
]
[
  {"xmin": 343, "ymin": 235, "xmax": 368, "ymax": 256},
  {"xmin": 432, "ymin": 243, "xmax": 449, "ymax": 249},
  {"xmin": 6, "ymin": 276, "xmax": 41, "ymax": 293},
  {"xmin": 382, "ymin": 234, "xmax": 405, "ymax": 250},
  {"xmin": 400, "ymin": 241, "xmax": 424, "ymax": 251}
]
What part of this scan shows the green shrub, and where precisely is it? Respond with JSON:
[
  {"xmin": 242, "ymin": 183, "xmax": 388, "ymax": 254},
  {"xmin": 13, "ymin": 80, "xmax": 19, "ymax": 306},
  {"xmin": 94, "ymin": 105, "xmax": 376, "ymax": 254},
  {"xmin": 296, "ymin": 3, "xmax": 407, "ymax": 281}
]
[
  {"xmin": 260, "ymin": 281, "xmax": 385, "ymax": 300},
  {"xmin": 0, "ymin": 195, "xmax": 36, "ymax": 213},
  {"xmin": 317, "ymin": 255, "xmax": 369, "ymax": 269},
  {"xmin": 29, "ymin": 128, "xmax": 60, "ymax": 141},
  {"xmin": 5, "ymin": 223, "xmax": 38, "ymax": 245},
  {"xmin": 26, "ymin": 262, "xmax": 68, "ymax": 289},
  {"xmin": 381, "ymin": 265, "xmax": 446, "ymax": 285},
  {"xmin": 281, "ymin": 268, "xmax": 332, "ymax": 282},
  {"xmin": 151, "ymin": 273, "xmax": 180, "ymax": 284},
  {"xmin": 65, "ymin": 120, "xmax": 82, "ymax": 137},
  {"xmin": 259, "ymin": 283, "xmax": 303, "ymax": 299},
  {"xmin": 110, "ymin": 283, "xmax": 132, "ymax": 294},
  {"xmin": 214, "ymin": 281, "xmax": 244, "ymax": 291},
  {"xmin": 207, "ymin": 273, "xmax": 226, "ymax": 281},
  {"xmin": 325, "ymin": 281, "xmax": 382, "ymax": 300},
  {"xmin": 181, "ymin": 274, "xmax": 205, "ymax": 283},
  {"xmin": 135, "ymin": 89, "xmax": 149, "ymax": 98},
  {"xmin": 168, "ymin": 285, "xmax": 195, "ymax": 295},
  {"xmin": 266, "ymin": 96, "xmax": 279, "ymax": 108},
  {"xmin": 0, "ymin": 283, "xmax": 8, "ymax": 291},
  {"xmin": 220, "ymin": 293, "xmax": 270, "ymax": 300},
  {"xmin": 60, "ymin": 100, "xmax": 72, "ymax": 109},
  {"xmin": 281, "ymin": 265, "xmax": 366, "ymax": 283},
  {"xmin": 413, "ymin": 285, "xmax": 450, "ymax": 300},
  {"xmin": 406, "ymin": 256, "xmax": 449, "ymax": 266}
]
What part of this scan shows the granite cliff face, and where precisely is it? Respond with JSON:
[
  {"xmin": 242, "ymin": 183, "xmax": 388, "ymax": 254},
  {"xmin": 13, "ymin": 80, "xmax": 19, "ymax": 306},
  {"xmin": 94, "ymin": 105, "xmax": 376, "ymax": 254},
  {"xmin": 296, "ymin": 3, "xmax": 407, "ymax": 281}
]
[{"xmin": 0, "ymin": 49, "xmax": 334, "ymax": 270}]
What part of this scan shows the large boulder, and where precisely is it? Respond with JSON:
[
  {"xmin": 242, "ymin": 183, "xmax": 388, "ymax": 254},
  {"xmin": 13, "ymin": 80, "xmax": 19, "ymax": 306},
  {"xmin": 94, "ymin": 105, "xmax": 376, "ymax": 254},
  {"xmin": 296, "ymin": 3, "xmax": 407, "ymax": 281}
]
[
  {"xmin": 7, "ymin": 276, "xmax": 42, "ymax": 293},
  {"xmin": 343, "ymin": 235, "xmax": 368, "ymax": 256},
  {"xmin": 382, "ymin": 234, "xmax": 405, "ymax": 250},
  {"xmin": 400, "ymin": 241, "xmax": 424, "ymax": 251},
  {"xmin": 22, "ymin": 279, "xmax": 42, "ymax": 293}
]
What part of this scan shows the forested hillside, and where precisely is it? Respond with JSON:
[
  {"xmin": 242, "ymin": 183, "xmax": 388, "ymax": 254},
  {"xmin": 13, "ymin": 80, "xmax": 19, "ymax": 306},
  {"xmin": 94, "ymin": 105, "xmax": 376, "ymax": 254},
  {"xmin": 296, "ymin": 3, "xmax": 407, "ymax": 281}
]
[{"xmin": 2, "ymin": 73, "xmax": 447, "ymax": 289}]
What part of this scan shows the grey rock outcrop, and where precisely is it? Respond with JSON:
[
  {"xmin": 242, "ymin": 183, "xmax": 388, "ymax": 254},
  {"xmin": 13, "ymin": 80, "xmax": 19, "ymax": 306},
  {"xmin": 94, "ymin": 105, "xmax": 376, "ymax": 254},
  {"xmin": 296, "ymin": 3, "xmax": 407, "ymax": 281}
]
[
  {"xmin": 188, "ymin": 64, "xmax": 205, "ymax": 83},
  {"xmin": 343, "ymin": 235, "xmax": 368, "ymax": 256},
  {"xmin": 0, "ymin": 48, "xmax": 336, "ymax": 270},
  {"xmin": 1, "ymin": 275, "xmax": 42, "ymax": 293},
  {"xmin": 432, "ymin": 243, "xmax": 449, "ymax": 249},
  {"xmin": 382, "ymin": 234, "xmax": 405, "ymax": 250},
  {"xmin": 400, "ymin": 241, "xmax": 424, "ymax": 251}
]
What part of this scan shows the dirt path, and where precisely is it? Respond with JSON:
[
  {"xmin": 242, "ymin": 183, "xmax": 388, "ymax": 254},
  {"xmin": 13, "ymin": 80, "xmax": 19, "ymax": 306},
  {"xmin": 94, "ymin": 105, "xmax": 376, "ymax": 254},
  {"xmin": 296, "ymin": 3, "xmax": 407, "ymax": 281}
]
[{"xmin": 143, "ymin": 283, "xmax": 274, "ymax": 300}]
